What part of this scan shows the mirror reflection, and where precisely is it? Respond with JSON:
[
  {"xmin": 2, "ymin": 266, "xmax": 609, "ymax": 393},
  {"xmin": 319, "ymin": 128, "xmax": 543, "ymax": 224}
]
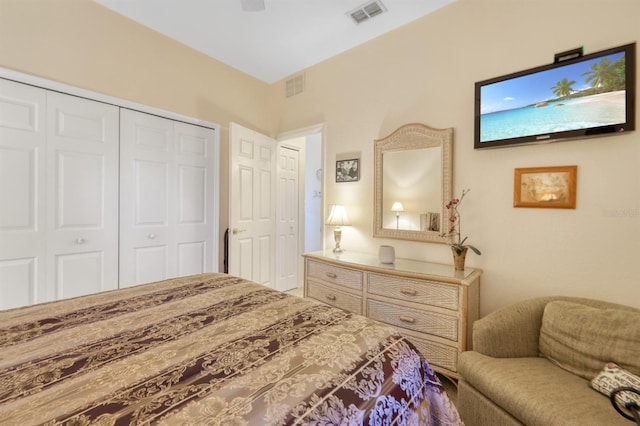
[
  {"xmin": 373, "ymin": 123, "xmax": 453, "ymax": 243},
  {"xmin": 382, "ymin": 147, "xmax": 442, "ymax": 231}
]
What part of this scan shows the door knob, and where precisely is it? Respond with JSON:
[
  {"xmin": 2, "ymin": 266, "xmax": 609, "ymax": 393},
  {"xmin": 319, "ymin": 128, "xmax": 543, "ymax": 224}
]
[
  {"xmin": 75, "ymin": 237, "xmax": 86, "ymax": 244},
  {"xmin": 232, "ymin": 228, "xmax": 246, "ymax": 235},
  {"xmin": 148, "ymin": 233, "xmax": 156, "ymax": 239}
]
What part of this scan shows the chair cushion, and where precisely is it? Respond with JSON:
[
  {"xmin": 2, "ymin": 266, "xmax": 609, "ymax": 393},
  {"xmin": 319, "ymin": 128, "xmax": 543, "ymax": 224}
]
[
  {"xmin": 538, "ymin": 301, "xmax": 640, "ymax": 380},
  {"xmin": 458, "ymin": 352, "xmax": 629, "ymax": 426}
]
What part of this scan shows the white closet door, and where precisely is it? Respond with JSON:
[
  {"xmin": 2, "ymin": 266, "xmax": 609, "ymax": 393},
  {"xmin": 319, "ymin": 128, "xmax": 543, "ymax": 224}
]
[
  {"xmin": 120, "ymin": 110, "xmax": 174, "ymax": 286},
  {"xmin": 45, "ymin": 92, "xmax": 119, "ymax": 301},
  {"xmin": 174, "ymin": 122, "xmax": 215, "ymax": 277},
  {"xmin": 0, "ymin": 79, "xmax": 47, "ymax": 309},
  {"xmin": 119, "ymin": 109, "xmax": 215, "ymax": 287}
]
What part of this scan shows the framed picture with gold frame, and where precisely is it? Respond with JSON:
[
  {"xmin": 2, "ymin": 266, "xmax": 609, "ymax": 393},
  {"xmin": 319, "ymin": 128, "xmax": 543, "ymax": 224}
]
[{"xmin": 514, "ymin": 165, "xmax": 577, "ymax": 209}]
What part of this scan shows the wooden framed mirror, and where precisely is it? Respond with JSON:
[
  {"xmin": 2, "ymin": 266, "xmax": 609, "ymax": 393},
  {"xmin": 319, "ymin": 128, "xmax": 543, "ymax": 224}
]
[{"xmin": 373, "ymin": 123, "xmax": 453, "ymax": 243}]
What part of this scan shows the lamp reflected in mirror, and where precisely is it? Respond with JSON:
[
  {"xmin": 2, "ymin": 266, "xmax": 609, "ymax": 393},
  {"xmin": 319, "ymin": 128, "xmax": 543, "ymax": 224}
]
[
  {"xmin": 391, "ymin": 201, "xmax": 404, "ymax": 230},
  {"xmin": 326, "ymin": 204, "xmax": 349, "ymax": 252}
]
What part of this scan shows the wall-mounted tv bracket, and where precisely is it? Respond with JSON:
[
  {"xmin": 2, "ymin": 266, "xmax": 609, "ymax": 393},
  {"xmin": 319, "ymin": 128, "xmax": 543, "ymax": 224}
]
[{"xmin": 554, "ymin": 46, "xmax": 584, "ymax": 63}]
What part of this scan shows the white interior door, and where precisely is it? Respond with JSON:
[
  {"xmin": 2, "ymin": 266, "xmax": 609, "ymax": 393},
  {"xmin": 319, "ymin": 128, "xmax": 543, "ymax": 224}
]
[
  {"xmin": 119, "ymin": 109, "xmax": 216, "ymax": 287},
  {"xmin": 229, "ymin": 122, "xmax": 276, "ymax": 287},
  {"xmin": 45, "ymin": 91, "xmax": 119, "ymax": 301},
  {"xmin": 0, "ymin": 79, "xmax": 47, "ymax": 309},
  {"xmin": 276, "ymin": 146, "xmax": 299, "ymax": 291}
]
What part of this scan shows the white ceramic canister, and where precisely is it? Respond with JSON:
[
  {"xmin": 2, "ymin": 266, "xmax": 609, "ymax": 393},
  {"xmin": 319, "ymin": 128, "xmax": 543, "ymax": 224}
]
[{"xmin": 378, "ymin": 245, "xmax": 395, "ymax": 264}]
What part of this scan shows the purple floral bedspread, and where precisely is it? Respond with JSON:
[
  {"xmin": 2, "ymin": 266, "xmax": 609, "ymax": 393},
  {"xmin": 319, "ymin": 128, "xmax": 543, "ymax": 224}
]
[{"xmin": 0, "ymin": 273, "xmax": 462, "ymax": 425}]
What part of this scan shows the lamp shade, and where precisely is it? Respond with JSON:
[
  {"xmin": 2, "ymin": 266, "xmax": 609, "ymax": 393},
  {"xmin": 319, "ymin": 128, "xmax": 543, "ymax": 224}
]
[
  {"xmin": 326, "ymin": 204, "xmax": 349, "ymax": 226},
  {"xmin": 391, "ymin": 201, "xmax": 404, "ymax": 212}
]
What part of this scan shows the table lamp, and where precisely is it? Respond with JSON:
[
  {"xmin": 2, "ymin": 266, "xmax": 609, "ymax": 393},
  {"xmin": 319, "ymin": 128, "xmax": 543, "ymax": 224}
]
[
  {"xmin": 391, "ymin": 201, "xmax": 404, "ymax": 230},
  {"xmin": 326, "ymin": 204, "xmax": 349, "ymax": 253}
]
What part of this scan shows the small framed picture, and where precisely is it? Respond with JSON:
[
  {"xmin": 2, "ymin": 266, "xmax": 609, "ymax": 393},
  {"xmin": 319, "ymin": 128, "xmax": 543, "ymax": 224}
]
[
  {"xmin": 514, "ymin": 165, "xmax": 577, "ymax": 209},
  {"xmin": 336, "ymin": 159, "xmax": 360, "ymax": 182}
]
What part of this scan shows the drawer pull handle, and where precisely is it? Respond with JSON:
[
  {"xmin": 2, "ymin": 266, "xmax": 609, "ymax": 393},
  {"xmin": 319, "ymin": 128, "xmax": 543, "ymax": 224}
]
[
  {"xmin": 325, "ymin": 272, "xmax": 337, "ymax": 279},
  {"xmin": 400, "ymin": 288, "xmax": 417, "ymax": 296},
  {"xmin": 325, "ymin": 294, "xmax": 337, "ymax": 301},
  {"xmin": 399, "ymin": 315, "xmax": 416, "ymax": 324}
]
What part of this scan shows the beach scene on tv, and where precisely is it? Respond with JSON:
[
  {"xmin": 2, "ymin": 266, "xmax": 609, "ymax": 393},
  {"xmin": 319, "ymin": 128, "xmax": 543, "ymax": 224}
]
[{"xmin": 479, "ymin": 51, "xmax": 627, "ymax": 143}]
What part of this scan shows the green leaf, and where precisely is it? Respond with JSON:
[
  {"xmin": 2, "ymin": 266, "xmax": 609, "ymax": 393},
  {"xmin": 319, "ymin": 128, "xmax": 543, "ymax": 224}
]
[{"xmin": 467, "ymin": 244, "xmax": 482, "ymax": 255}]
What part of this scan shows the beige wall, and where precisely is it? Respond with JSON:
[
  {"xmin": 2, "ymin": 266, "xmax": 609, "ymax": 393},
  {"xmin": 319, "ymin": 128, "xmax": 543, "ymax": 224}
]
[
  {"xmin": 1, "ymin": 0, "xmax": 639, "ymax": 315},
  {"xmin": 273, "ymin": 0, "xmax": 640, "ymax": 314},
  {"xmin": 0, "ymin": 0, "xmax": 273, "ymax": 130}
]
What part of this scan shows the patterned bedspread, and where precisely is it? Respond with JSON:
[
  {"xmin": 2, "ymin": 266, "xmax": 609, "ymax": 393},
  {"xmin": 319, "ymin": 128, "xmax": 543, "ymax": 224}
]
[{"xmin": 0, "ymin": 273, "xmax": 462, "ymax": 425}]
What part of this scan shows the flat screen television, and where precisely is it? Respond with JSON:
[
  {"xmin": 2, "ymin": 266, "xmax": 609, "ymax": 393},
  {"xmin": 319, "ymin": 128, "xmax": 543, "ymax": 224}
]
[{"xmin": 474, "ymin": 42, "xmax": 636, "ymax": 149}]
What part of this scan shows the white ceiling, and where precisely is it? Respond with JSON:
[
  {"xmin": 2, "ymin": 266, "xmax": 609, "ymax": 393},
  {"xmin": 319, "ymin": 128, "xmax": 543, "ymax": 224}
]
[{"xmin": 94, "ymin": 0, "xmax": 455, "ymax": 83}]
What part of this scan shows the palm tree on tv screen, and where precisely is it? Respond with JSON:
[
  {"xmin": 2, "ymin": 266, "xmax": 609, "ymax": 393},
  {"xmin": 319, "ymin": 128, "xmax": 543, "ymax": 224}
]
[
  {"xmin": 582, "ymin": 57, "xmax": 626, "ymax": 93},
  {"xmin": 551, "ymin": 77, "xmax": 576, "ymax": 98}
]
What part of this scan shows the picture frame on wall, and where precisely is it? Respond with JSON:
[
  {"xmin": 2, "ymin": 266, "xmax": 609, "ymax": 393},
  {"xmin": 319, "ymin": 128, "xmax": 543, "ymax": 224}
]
[
  {"xmin": 336, "ymin": 159, "xmax": 360, "ymax": 182},
  {"xmin": 514, "ymin": 165, "xmax": 577, "ymax": 209}
]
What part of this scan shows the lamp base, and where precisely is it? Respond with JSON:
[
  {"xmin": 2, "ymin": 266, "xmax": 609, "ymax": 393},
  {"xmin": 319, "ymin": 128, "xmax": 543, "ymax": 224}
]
[{"xmin": 333, "ymin": 227, "xmax": 342, "ymax": 253}]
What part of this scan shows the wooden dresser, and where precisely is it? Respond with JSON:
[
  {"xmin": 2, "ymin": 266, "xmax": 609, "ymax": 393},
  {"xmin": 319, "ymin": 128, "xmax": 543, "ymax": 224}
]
[{"xmin": 303, "ymin": 250, "xmax": 481, "ymax": 379}]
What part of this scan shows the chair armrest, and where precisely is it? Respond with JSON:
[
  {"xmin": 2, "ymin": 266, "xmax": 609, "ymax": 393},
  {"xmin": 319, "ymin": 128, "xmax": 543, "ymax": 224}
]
[{"xmin": 473, "ymin": 296, "xmax": 559, "ymax": 358}]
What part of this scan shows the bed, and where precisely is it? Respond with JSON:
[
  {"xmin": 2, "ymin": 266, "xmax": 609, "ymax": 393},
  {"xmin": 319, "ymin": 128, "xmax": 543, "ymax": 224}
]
[{"xmin": 0, "ymin": 273, "xmax": 462, "ymax": 425}]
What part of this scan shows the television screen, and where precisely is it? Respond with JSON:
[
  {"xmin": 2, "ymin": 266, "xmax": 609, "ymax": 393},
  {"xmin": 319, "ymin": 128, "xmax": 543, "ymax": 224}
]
[{"xmin": 474, "ymin": 43, "xmax": 636, "ymax": 149}]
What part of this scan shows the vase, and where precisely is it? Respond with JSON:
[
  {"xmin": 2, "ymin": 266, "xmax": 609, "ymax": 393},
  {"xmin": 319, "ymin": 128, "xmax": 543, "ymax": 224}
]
[{"xmin": 451, "ymin": 247, "xmax": 468, "ymax": 271}]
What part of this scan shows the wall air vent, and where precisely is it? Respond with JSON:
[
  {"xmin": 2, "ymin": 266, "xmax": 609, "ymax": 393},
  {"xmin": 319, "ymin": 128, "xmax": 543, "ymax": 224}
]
[
  {"xmin": 348, "ymin": 0, "xmax": 387, "ymax": 25},
  {"xmin": 285, "ymin": 73, "xmax": 305, "ymax": 98}
]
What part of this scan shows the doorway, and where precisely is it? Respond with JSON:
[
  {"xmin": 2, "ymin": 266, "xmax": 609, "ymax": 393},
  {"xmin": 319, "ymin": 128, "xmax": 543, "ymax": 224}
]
[{"xmin": 277, "ymin": 125, "xmax": 323, "ymax": 290}]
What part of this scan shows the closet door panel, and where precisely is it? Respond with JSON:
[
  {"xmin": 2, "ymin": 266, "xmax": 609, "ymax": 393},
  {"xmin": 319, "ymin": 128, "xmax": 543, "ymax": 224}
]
[
  {"xmin": 120, "ymin": 110, "xmax": 175, "ymax": 287},
  {"xmin": 0, "ymin": 258, "xmax": 37, "ymax": 310},
  {"xmin": 56, "ymin": 151, "xmax": 104, "ymax": 227},
  {"xmin": 0, "ymin": 79, "xmax": 46, "ymax": 309},
  {"xmin": 134, "ymin": 245, "xmax": 169, "ymax": 285},
  {"xmin": 120, "ymin": 110, "xmax": 216, "ymax": 287},
  {"xmin": 55, "ymin": 251, "xmax": 104, "ymax": 299},
  {"xmin": 174, "ymin": 121, "xmax": 214, "ymax": 277},
  {"xmin": 178, "ymin": 241, "xmax": 205, "ymax": 277},
  {"xmin": 46, "ymin": 91, "xmax": 119, "ymax": 300},
  {"xmin": 135, "ymin": 160, "xmax": 169, "ymax": 225}
]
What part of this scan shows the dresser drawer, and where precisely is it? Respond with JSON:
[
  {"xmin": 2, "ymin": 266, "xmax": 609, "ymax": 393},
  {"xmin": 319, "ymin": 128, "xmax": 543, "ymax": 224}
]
[
  {"xmin": 307, "ymin": 281, "xmax": 363, "ymax": 314},
  {"xmin": 367, "ymin": 299, "xmax": 458, "ymax": 342},
  {"xmin": 306, "ymin": 260, "xmax": 363, "ymax": 291},
  {"xmin": 405, "ymin": 334, "xmax": 458, "ymax": 373},
  {"xmin": 368, "ymin": 273, "xmax": 459, "ymax": 310}
]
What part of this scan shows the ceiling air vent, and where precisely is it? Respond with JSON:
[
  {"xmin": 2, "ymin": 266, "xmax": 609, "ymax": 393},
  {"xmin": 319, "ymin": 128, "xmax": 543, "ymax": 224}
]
[
  {"xmin": 285, "ymin": 73, "xmax": 305, "ymax": 98},
  {"xmin": 348, "ymin": 0, "xmax": 387, "ymax": 25}
]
